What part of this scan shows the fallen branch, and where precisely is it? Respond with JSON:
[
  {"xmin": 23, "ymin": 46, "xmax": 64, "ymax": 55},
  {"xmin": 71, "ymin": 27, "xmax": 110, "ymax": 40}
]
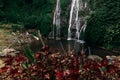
[{"xmin": 38, "ymin": 30, "xmax": 45, "ymax": 48}]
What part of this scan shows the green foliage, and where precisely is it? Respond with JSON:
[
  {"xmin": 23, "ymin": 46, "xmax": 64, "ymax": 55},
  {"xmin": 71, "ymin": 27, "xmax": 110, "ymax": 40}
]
[
  {"xmin": 103, "ymin": 44, "xmax": 114, "ymax": 51},
  {"xmin": 37, "ymin": 13, "xmax": 52, "ymax": 36},
  {"xmin": 0, "ymin": 0, "xmax": 69, "ymax": 36},
  {"xmin": 104, "ymin": 24, "xmax": 120, "ymax": 45},
  {"xmin": 24, "ymin": 15, "xmax": 41, "ymax": 29},
  {"xmin": 23, "ymin": 46, "xmax": 35, "ymax": 64},
  {"xmin": 11, "ymin": 24, "xmax": 24, "ymax": 31},
  {"xmin": 60, "ymin": 0, "xmax": 69, "ymax": 36},
  {"xmin": 85, "ymin": 0, "xmax": 120, "ymax": 47},
  {"xmin": 0, "ymin": 11, "xmax": 5, "ymax": 22}
]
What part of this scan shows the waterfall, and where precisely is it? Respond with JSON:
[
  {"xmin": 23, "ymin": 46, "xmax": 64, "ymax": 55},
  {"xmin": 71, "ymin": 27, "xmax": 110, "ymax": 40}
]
[
  {"xmin": 67, "ymin": 0, "xmax": 88, "ymax": 43},
  {"xmin": 52, "ymin": 0, "xmax": 61, "ymax": 40},
  {"xmin": 67, "ymin": 0, "xmax": 76, "ymax": 40}
]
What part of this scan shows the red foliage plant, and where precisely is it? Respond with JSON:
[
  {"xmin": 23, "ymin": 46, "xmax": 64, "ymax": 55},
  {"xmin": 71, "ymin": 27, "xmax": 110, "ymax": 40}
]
[{"xmin": 0, "ymin": 46, "xmax": 120, "ymax": 80}]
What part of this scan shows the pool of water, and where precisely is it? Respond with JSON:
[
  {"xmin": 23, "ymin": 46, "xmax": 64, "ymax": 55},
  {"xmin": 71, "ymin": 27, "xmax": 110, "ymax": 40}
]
[{"xmin": 30, "ymin": 39, "xmax": 119, "ymax": 57}]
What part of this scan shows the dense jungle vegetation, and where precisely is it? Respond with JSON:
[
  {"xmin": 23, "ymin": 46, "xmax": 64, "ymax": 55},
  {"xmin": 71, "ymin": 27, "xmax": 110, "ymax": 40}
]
[
  {"xmin": 0, "ymin": 0, "xmax": 120, "ymax": 50},
  {"xmin": 86, "ymin": 0, "xmax": 120, "ymax": 50}
]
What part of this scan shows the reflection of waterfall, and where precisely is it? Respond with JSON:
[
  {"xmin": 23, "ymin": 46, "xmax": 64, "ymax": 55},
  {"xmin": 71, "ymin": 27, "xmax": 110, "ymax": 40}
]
[
  {"xmin": 49, "ymin": 0, "xmax": 61, "ymax": 40},
  {"xmin": 67, "ymin": 0, "xmax": 88, "ymax": 43}
]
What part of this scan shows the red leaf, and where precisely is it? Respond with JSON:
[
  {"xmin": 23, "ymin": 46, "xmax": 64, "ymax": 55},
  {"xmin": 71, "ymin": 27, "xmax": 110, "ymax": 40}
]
[
  {"xmin": 101, "ymin": 59, "xmax": 108, "ymax": 67},
  {"xmin": 0, "ymin": 66, "xmax": 10, "ymax": 73},
  {"xmin": 35, "ymin": 53, "xmax": 40, "ymax": 59}
]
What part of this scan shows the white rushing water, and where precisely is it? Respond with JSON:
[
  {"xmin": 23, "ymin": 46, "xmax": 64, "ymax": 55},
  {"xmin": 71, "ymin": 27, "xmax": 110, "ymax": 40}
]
[
  {"xmin": 67, "ymin": 0, "xmax": 88, "ymax": 43},
  {"xmin": 67, "ymin": 0, "xmax": 76, "ymax": 40},
  {"xmin": 53, "ymin": 0, "xmax": 61, "ymax": 39}
]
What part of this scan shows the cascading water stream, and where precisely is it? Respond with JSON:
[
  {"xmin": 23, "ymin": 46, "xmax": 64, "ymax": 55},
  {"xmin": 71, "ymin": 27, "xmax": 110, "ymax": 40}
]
[
  {"xmin": 75, "ymin": 0, "xmax": 80, "ymax": 40},
  {"xmin": 67, "ymin": 0, "xmax": 89, "ymax": 52},
  {"xmin": 53, "ymin": 0, "xmax": 61, "ymax": 39},
  {"xmin": 67, "ymin": 0, "xmax": 76, "ymax": 40},
  {"xmin": 67, "ymin": 0, "xmax": 88, "ymax": 43},
  {"xmin": 49, "ymin": 0, "xmax": 61, "ymax": 39},
  {"xmin": 48, "ymin": 0, "xmax": 90, "ymax": 52}
]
